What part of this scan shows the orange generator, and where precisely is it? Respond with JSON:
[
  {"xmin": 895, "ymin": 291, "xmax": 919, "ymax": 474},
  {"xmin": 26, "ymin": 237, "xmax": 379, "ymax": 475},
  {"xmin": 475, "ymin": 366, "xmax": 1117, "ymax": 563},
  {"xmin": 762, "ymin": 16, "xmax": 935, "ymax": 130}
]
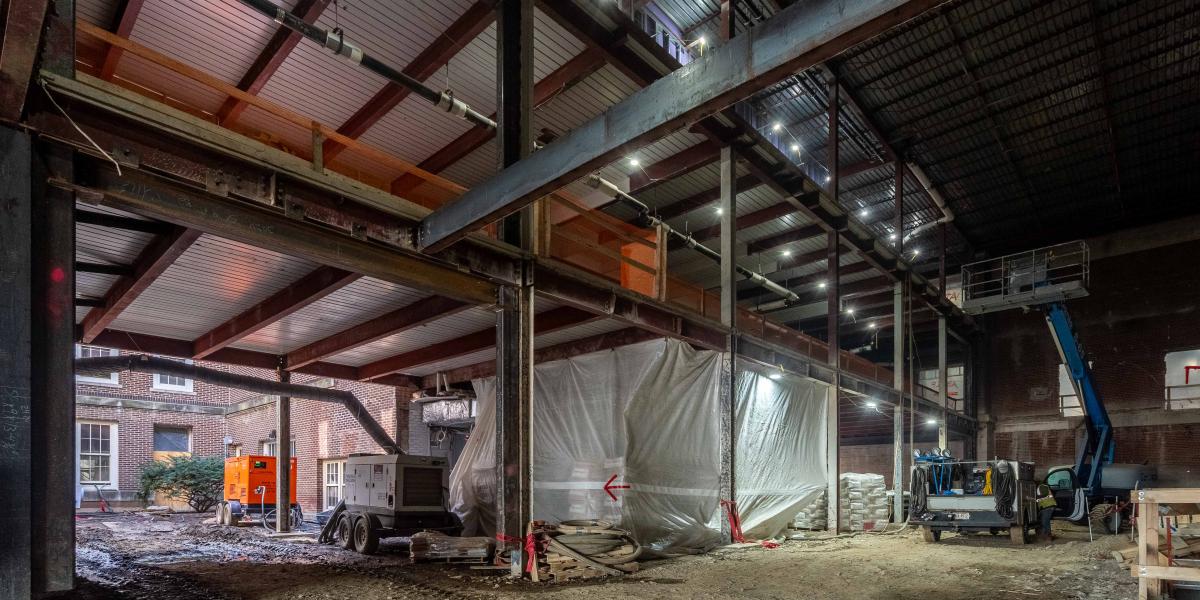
[{"xmin": 216, "ymin": 455, "xmax": 300, "ymax": 526}]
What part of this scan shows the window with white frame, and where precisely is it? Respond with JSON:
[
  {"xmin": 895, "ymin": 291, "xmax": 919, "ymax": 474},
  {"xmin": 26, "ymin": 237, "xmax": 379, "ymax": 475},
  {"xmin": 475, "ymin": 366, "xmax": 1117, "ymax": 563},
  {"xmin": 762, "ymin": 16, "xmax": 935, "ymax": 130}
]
[
  {"xmin": 78, "ymin": 421, "xmax": 117, "ymax": 488},
  {"xmin": 323, "ymin": 460, "xmax": 346, "ymax": 510},
  {"xmin": 1165, "ymin": 349, "xmax": 1200, "ymax": 410},
  {"xmin": 75, "ymin": 345, "xmax": 120, "ymax": 386},
  {"xmin": 261, "ymin": 439, "xmax": 296, "ymax": 457},
  {"xmin": 152, "ymin": 359, "xmax": 194, "ymax": 393}
]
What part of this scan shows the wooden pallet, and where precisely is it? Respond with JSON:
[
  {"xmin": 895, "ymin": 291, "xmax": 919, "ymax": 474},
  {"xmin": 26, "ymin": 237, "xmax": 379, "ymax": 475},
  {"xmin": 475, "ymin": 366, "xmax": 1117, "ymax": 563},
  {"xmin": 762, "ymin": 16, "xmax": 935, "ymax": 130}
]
[{"xmin": 1132, "ymin": 488, "xmax": 1200, "ymax": 600}]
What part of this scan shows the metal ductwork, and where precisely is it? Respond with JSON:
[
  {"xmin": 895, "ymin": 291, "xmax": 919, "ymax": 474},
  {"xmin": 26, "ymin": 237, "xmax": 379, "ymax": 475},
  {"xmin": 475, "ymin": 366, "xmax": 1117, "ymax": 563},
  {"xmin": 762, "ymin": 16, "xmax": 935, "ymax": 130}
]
[
  {"xmin": 76, "ymin": 354, "xmax": 402, "ymax": 454},
  {"xmin": 237, "ymin": 0, "xmax": 802, "ymax": 309}
]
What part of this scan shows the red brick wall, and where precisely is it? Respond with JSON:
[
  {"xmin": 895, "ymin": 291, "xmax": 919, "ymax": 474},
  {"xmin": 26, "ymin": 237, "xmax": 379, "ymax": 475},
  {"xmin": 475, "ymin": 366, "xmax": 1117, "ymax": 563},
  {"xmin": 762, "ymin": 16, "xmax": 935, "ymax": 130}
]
[
  {"xmin": 76, "ymin": 404, "xmax": 225, "ymax": 492},
  {"xmin": 986, "ymin": 239, "xmax": 1200, "ymax": 481},
  {"xmin": 840, "ymin": 441, "xmax": 965, "ymax": 488},
  {"xmin": 76, "ymin": 349, "xmax": 257, "ymax": 407},
  {"xmin": 224, "ymin": 375, "xmax": 410, "ymax": 514}
]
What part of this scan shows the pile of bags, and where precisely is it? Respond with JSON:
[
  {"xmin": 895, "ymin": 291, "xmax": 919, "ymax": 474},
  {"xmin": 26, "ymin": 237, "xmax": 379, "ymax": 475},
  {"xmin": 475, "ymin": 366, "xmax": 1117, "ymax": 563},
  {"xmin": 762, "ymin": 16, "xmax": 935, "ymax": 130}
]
[
  {"xmin": 839, "ymin": 473, "xmax": 890, "ymax": 531},
  {"xmin": 790, "ymin": 490, "xmax": 828, "ymax": 531}
]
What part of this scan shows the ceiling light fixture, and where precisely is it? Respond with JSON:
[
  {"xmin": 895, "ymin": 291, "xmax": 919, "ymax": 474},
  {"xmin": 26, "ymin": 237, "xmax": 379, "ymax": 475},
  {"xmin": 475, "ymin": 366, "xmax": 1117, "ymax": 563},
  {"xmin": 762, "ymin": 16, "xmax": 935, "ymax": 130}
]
[
  {"xmin": 818, "ymin": 281, "xmax": 827, "ymax": 289},
  {"xmin": 866, "ymin": 400, "xmax": 878, "ymax": 409},
  {"xmin": 772, "ymin": 122, "xmax": 782, "ymax": 132},
  {"xmin": 868, "ymin": 322, "xmax": 876, "ymax": 329},
  {"xmin": 860, "ymin": 209, "xmax": 869, "ymax": 219},
  {"xmin": 791, "ymin": 143, "xmax": 801, "ymax": 153},
  {"xmin": 926, "ymin": 418, "xmax": 938, "ymax": 426},
  {"xmin": 628, "ymin": 158, "xmax": 640, "ymax": 167},
  {"xmin": 782, "ymin": 249, "xmax": 792, "ymax": 257}
]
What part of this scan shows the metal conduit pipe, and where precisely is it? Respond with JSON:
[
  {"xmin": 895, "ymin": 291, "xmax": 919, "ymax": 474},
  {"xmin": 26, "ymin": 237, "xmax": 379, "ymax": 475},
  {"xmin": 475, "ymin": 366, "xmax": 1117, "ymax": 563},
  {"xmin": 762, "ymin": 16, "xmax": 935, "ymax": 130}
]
[
  {"xmin": 587, "ymin": 176, "xmax": 802, "ymax": 306},
  {"xmin": 239, "ymin": 0, "xmax": 497, "ymax": 131},
  {"xmin": 76, "ymin": 354, "xmax": 403, "ymax": 454},
  {"xmin": 238, "ymin": 0, "xmax": 801, "ymax": 307},
  {"xmin": 902, "ymin": 164, "xmax": 954, "ymax": 244}
]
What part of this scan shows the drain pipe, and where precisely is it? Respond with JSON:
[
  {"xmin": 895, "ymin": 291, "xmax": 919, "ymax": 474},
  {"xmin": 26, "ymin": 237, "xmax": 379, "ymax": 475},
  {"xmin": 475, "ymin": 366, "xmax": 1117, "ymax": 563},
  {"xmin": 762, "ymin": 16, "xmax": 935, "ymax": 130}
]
[
  {"xmin": 77, "ymin": 354, "xmax": 403, "ymax": 455},
  {"xmin": 239, "ymin": 0, "xmax": 803, "ymax": 307}
]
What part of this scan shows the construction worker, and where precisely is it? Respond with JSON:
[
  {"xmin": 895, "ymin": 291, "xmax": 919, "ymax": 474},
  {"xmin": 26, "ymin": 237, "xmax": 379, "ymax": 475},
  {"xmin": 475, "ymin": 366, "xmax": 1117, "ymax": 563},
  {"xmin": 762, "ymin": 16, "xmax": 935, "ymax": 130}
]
[{"xmin": 1036, "ymin": 480, "xmax": 1058, "ymax": 542}]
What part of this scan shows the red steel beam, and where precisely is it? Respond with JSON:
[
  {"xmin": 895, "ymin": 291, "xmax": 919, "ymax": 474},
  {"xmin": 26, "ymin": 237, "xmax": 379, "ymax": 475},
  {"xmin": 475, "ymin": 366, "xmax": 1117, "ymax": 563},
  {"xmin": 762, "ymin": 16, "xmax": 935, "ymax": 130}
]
[
  {"xmin": 192, "ymin": 266, "xmax": 361, "ymax": 359},
  {"xmin": 79, "ymin": 227, "xmax": 201, "ymax": 343},
  {"xmin": 216, "ymin": 0, "xmax": 331, "ymax": 125},
  {"xmin": 359, "ymin": 306, "xmax": 598, "ymax": 380},
  {"xmin": 391, "ymin": 47, "xmax": 606, "ymax": 196},
  {"xmin": 98, "ymin": 0, "xmax": 147, "ymax": 80},
  {"xmin": 0, "ymin": 0, "xmax": 51, "ymax": 121},
  {"xmin": 90, "ymin": 329, "xmax": 420, "ymax": 388},
  {"xmin": 324, "ymin": 0, "xmax": 497, "ymax": 162},
  {"xmin": 628, "ymin": 140, "xmax": 719, "ymax": 194},
  {"xmin": 285, "ymin": 295, "xmax": 471, "ymax": 369},
  {"xmin": 422, "ymin": 325, "xmax": 657, "ymax": 385}
]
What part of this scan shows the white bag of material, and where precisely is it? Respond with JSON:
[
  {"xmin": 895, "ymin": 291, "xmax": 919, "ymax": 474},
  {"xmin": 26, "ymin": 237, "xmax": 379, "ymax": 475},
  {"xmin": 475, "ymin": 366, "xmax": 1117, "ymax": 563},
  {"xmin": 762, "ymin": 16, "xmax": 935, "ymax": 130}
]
[{"xmin": 733, "ymin": 367, "xmax": 828, "ymax": 540}]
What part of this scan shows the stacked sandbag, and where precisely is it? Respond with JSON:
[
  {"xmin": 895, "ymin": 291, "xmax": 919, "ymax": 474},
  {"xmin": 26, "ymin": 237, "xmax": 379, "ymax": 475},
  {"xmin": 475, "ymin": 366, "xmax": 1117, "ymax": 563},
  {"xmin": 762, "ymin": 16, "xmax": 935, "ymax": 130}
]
[
  {"xmin": 790, "ymin": 490, "xmax": 828, "ymax": 530},
  {"xmin": 839, "ymin": 473, "xmax": 890, "ymax": 532}
]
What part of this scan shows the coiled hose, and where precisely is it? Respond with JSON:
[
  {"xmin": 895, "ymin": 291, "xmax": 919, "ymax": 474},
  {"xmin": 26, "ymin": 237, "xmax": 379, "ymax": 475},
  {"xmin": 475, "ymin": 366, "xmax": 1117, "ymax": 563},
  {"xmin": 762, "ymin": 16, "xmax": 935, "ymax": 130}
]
[
  {"xmin": 909, "ymin": 467, "xmax": 929, "ymax": 519},
  {"xmin": 993, "ymin": 462, "xmax": 1016, "ymax": 520},
  {"xmin": 546, "ymin": 520, "xmax": 642, "ymax": 575}
]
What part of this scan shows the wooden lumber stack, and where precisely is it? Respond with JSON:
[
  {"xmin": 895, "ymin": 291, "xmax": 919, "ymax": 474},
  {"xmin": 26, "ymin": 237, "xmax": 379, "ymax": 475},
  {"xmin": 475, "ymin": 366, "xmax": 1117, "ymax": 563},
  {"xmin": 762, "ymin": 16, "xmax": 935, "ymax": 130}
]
[{"xmin": 1113, "ymin": 513, "xmax": 1200, "ymax": 569}]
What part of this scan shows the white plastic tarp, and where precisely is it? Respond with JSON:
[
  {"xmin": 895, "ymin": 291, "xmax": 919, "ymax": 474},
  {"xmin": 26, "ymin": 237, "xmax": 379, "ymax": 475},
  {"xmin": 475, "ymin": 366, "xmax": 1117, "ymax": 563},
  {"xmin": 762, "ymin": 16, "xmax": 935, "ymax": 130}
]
[
  {"xmin": 448, "ymin": 339, "xmax": 827, "ymax": 552},
  {"xmin": 447, "ymin": 377, "xmax": 496, "ymax": 536},
  {"xmin": 623, "ymin": 339, "xmax": 725, "ymax": 552},
  {"xmin": 734, "ymin": 369, "xmax": 829, "ymax": 538}
]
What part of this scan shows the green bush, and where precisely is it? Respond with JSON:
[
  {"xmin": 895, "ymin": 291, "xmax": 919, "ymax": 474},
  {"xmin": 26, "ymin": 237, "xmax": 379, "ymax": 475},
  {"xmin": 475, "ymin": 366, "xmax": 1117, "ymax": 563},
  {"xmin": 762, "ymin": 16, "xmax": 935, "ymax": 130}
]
[{"xmin": 138, "ymin": 455, "xmax": 223, "ymax": 513}]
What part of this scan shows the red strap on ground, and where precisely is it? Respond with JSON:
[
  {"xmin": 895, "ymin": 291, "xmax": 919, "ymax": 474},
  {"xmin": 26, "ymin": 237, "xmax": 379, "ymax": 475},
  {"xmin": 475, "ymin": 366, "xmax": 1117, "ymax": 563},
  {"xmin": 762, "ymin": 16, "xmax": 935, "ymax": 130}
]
[
  {"xmin": 760, "ymin": 540, "xmax": 780, "ymax": 549},
  {"xmin": 720, "ymin": 499, "xmax": 746, "ymax": 543}
]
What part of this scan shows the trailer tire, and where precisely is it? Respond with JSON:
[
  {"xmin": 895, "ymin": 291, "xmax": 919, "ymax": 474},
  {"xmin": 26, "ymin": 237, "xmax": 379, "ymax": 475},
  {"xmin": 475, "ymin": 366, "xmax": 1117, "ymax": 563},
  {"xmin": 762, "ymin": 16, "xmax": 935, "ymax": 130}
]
[
  {"xmin": 334, "ymin": 514, "xmax": 356, "ymax": 550},
  {"xmin": 353, "ymin": 513, "xmax": 379, "ymax": 555},
  {"xmin": 921, "ymin": 528, "xmax": 941, "ymax": 543}
]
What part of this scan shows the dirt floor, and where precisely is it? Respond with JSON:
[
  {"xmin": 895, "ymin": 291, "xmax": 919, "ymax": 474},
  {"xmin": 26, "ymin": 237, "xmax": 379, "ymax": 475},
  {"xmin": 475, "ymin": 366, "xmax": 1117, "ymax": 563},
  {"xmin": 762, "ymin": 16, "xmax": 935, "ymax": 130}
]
[{"xmin": 60, "ymin": 511, "xmax": 1139, "ymax": 600}]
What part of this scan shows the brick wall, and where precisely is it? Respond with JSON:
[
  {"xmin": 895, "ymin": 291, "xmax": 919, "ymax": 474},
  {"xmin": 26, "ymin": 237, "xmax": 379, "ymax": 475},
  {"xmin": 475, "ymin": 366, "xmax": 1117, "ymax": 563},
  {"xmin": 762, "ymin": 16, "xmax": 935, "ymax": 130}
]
[
  {"xmin": 985, "ymin": 238, "xmax": 1200, "ymax": 483},
  {"xmin": 77, "ymin": 347, "xmax": 413, "ymax": 514},
  {"xmin": 223, "ymin": 375, "xmax": 411, "ymax": 514},
  {"xmin": 76, "ymin": 403, "xmax": 225, "ymax": 495},
  {"xmin": 840, "ymin": 440, "xmax": 965, "ymax": 488}
]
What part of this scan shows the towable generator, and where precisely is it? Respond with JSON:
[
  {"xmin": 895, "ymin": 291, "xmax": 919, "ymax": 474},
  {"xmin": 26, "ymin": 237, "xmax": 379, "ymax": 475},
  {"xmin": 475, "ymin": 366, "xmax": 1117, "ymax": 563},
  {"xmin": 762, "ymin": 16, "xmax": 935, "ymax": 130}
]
[{"xmin": 216, "ymin": 455, "xmax": 302, "ymax": 528}]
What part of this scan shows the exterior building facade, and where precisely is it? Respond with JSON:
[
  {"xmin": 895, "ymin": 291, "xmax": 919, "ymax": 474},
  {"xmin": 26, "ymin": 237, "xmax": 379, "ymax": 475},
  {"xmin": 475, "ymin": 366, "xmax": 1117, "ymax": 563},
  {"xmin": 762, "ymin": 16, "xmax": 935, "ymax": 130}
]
[{"xmin": 75, "ymin": 347, "xmax": 410, "ymax": 514}]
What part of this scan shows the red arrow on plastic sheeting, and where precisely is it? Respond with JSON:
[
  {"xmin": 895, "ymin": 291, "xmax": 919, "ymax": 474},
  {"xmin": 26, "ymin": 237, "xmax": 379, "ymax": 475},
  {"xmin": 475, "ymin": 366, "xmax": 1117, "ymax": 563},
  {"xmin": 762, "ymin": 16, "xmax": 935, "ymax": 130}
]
[{"xmin": 604, "ymin": 474, "xmax": 631, "ymax": 501}]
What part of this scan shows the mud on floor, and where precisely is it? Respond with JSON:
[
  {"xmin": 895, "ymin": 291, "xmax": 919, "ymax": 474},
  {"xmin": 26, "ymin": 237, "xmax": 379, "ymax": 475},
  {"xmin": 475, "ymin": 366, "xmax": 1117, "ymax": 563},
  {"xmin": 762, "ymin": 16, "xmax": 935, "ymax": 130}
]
[{"xmin": 61, "ymin": 512, "xmax": 1140, "ymax": 600}]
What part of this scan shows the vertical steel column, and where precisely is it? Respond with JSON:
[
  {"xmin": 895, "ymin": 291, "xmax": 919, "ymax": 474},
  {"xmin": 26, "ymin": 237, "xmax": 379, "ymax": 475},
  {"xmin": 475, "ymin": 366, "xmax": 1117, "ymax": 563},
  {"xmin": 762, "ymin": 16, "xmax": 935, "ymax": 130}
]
[
  {"xmin": 825, "ymin": 74, "xmax": 841, "ymax": 533},
  {"xmin": 0, "ymin": 127, "xmax": 34, "ymax": 599},
  {"xmin": 891, "ymin": 160, "xmax": 905, "ymax": 524},
  {"xmin": 495, "ymin": 0, "xmax": 535, "ymax": 575},
  {"xmin": 938, "ymin": 222, "xmax": 947, "ymax": 296},
  {"xmin": 718, "ymin": 145, "xmax": 737, "ymax": 543},
  {"xmin": 937, "ymin": 316, "xmax": 949, "ymax": 449},
  {"xmin": 497, "ymin": 0, "xmax": 534, "ymax": 247},
  {"xmin": 275, "ymin": 364, "xmax": 291, "ymax": 533},
  {"xmin": 31, "ymin": 142, "xmax": 77, "ymax": 592}
]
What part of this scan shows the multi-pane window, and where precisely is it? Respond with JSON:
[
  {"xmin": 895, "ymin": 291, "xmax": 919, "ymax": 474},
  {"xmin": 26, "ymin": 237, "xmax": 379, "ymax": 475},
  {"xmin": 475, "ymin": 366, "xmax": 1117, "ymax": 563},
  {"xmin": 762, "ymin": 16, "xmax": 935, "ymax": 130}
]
[
  {"xmin": 153, "ymin": 426, "xmax": 190, "ymax": 453},
  {"xmin": 79, "ymin": 422, "xmax": 115, "ymax": 487},
  {"xmin": 261, "ymin": 439, "xmax": 296, "ymax": 457},
  {"xmin": 75, "ymin": 345, "xmax": 120, "ymax": 386},
  {"xmin": 152, "ymin": 359, "xmax": 194, "ymax": 393},
  {"xmin": 323, "ymin": 460, "xmax": 346, "ymax": 510}
]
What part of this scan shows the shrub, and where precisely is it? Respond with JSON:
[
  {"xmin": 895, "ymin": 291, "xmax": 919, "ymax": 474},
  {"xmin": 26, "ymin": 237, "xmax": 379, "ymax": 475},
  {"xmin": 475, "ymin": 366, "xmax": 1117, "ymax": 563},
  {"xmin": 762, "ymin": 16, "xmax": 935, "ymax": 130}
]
[{"xmin": 138, "ymin": 455, "xmax": 223, "ymax": 513}]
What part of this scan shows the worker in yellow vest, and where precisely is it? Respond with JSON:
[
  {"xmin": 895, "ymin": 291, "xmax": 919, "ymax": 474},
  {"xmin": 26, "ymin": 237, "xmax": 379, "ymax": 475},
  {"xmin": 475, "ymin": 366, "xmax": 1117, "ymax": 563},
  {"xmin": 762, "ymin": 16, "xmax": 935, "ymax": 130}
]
[{"xmin": 1036, "ymin": 481, "xmax": 1058, "ymax": 542}]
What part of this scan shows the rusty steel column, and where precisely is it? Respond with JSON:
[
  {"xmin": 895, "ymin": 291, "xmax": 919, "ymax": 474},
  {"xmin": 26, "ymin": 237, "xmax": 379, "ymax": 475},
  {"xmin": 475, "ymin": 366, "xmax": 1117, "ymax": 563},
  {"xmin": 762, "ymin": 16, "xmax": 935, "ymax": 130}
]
[
  {"xmin": 892, "ymin": 160, "xmax": 905, "ymax": 524},
  {"xmin": 825, "ymin": 75, "xmax": 841, "ymax": 534},
  {"xmin": 718, "ymin": 145, "xmax": 737, "ymax": 544},
  {"xmin": 495, "ymin": 0, "xmax": 534, "ymax": 576},
  {"xmin": 275, "ymin": 364, "xmax": 292, "ymax": 533}
]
